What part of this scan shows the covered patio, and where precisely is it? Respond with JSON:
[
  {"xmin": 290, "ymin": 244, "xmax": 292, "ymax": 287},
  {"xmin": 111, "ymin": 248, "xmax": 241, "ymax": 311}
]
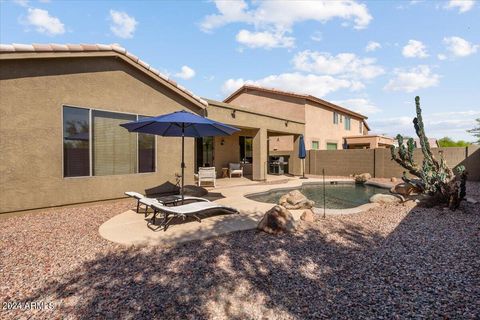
[{"xmin": 197, "ymin": 99, "xmax": 305, "ymax": 181}]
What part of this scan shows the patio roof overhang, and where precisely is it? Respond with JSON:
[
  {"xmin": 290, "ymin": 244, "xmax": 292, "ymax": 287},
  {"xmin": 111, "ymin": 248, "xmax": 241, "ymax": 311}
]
[{"xmin": 204, "ymin": 98, "xmax": 305, "ymax": 135}]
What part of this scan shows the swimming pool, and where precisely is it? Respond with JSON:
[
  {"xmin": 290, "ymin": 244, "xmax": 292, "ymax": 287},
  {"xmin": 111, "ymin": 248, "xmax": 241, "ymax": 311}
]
[{"xmin": 245, "ymin": 182, "xmax": 389, "ymax": 209}]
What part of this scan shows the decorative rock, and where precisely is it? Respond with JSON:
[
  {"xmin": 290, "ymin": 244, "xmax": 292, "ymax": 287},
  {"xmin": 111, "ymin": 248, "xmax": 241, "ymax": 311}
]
[
  {"xmin": 465, "ymin": 197, "xmax": 478, "ymax": 204},
  {"xmin": 354, "ymin": 173, "xmax": 371, "ymax": 184},
  {"xmin": 257, "ymin": 205, "xmax": 297, "ymax": 234},
  {"xmin": 300, "ymin": 210, "xmax": 315, "ymax": 222},
  {"xmin": 391, "ymin": 177, "xmax": 397, "ymax": 183},
  {"xmin": 391, "ymin": 182, "xmax": 421, "ymax": 196},
  {"xmin": 369, "ymin": 194, "xmax": 401, "ymax": 204},
  {"xmin": 279, "ymin": 190, "xmax": 315, "ymax": 209}
]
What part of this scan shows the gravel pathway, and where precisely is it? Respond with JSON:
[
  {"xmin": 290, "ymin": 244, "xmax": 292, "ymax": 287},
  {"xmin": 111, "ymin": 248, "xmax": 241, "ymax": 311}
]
[{"xmin": 1, "ymin": 183, "xmax": 479, "ymax": 319}]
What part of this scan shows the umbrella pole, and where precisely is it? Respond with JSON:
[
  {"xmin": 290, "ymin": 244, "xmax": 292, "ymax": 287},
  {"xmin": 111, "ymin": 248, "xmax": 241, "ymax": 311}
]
[{"xmin": 181, "ymin": 124, "xmax": 185, "ymax": 204}]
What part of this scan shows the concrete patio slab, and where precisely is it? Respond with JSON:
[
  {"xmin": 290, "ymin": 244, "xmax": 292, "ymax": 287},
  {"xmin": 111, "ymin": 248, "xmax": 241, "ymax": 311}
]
[{"xmin": 99, "ymin": 176, "xmax": 382, "ymax": 247}]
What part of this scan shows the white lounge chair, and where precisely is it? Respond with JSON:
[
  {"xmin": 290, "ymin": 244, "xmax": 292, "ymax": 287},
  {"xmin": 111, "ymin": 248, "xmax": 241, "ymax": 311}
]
[
  {"xmin": 197, "ymin": 167, "xmax": 216, "ymax": 187},
  {"xmin": 150, "ymin": 201, "xmax": 239, "ymax": 231},
  {"xmin": 229, "ymin": 163, "xmax": 243, "ymax": 178},
  {"xmin": 125, "ymin": 192, "xmax": 209, "ymax": 217}
]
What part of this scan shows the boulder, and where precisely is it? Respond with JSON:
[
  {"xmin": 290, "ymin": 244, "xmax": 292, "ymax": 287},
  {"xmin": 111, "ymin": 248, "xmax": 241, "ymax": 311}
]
[
  {"xmin": 279, "ymin": 190, "xmax": 315, "ymax": 210},
  {"xmin": 257, "ymin": 205, "xmax": 297, "ymax": 234},
  {"xmin": 391, "ymin": 177, "xmax": 398, "ymax": 183},
  {"xmin": 354, "ymin": 173, "xmax": 371, "ymax": 184},
  {"xmin": 300, "ymin": 210, "xmax": 315, "ymax": 222},
  {"xmin": 391, "ymin": 182, "xmax": 421, "ymax": 196},
  {"xmin": 466, "ymin": 197, "xmax": 478, "ymax": 204},
  {"xmin": 369, "ymin": 194, "xmax": 401, "ymax": 204}
]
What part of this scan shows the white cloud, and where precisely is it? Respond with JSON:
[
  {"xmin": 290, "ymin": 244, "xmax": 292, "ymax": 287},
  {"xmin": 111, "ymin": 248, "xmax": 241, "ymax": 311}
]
[
  {"xmin": 371, "ymin": 110, "xmax": 479, "ymax": 140},
  {"xmin": 332, "ymin": 98, "xmax": 382, "ymax": 115},
  {"xmin": 236, "ymin": 29, "xmax": 294, "ymax": 49},
  {"xmin": 437, "ymin": 53, "xmax": 447, "ymax": 60},
  {"xmin": 310, "ymin": 31, "xmax": 323, "ymax": 42},
  {"xmin": 222, "ymin": 73, "xmax": 360, "ymax": 97},
  {"xmin": 365, "ymin": 41, "xmax": 381, "ymax": 52},
  {"xmin": 25, "ymin": 8, "xmax": 65, "ymax": 35},
  {"xmin": 222, "ymin": 78, "xmax": 248, "ymax": 94},
  {"xmin": 109, "ymin": 10, "xmax": 137, "ymax": 39},
  {"xmin": 444, "ymin": 0, "xmax": 475, "ymax": 13},
  {"xmin": 402, "ymin": 40, "xmax": 429, "ymax": 58},
  {"xmin": 443, "ymin": 36, "xmax": 478, "ymax": 57},
  {"xmin": 201, "ymin": 0, "xmax": 372, "ymax": 50},
  {"xmin": 14, "ymin": 0, "xmax": 29, "ymax": 7},
  {"xmin": 292, "ymin": 50, "xmax": 385, "ymax": 80},
  {"xmin": 201, "ymin": 0, "xmax": 372, "ymax": 32},
  {"xmin": 174, "ymin": 65, "xmax": 196, "ymax": 80},
  {"xmin": 384, "ymin": 65, "xmax": 440, "ymax": 92}
]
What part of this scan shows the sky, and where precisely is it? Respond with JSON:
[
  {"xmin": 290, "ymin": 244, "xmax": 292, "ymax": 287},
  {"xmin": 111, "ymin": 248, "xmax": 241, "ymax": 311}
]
[{"xmin": 1, "ymin": 0, "xmax": 479, "ymax": 141}]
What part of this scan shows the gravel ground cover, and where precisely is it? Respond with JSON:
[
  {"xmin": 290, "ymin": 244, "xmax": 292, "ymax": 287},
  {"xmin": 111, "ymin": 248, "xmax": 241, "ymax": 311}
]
[{"xmin": 1, "ymin": 183, "xmax": 479, "ymax": 319}]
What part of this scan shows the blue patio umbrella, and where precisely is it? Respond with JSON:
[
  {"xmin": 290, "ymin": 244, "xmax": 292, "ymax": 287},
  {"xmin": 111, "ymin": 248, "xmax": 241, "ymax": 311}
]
[
  {"xmin": 298, "ymin": 135, "xmax": 308, "ymax": 179},
  {"xmin": 120, "ymin": 110, "xmax": 240, "ymax": 201}
]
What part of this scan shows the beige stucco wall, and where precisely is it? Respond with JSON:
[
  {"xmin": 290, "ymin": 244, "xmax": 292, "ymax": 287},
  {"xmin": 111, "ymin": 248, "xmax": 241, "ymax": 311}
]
[
  {"xmin": 205, "ymin": 102, "xmax": 304, "ymax": 180},
  {"xmin": 268, "ymin": 135, "xmax": 293, "ymax": 151},
  {"xmin": 305, "ymin": 101, "xmax": 366, "ymax": 150},
  {"xmin": 345, "ymin": 136, "xmax": 394, "ymax": 149},
  {"xmin": 228, "ymin": 91, "xmax": 368, "ymax": 151},
  {"xmin": 227, "ymin": 90, "xmax": 306, "ymax": 123},
  {"xmin": 0, "ymin": 56, "xmax": 203, "ymax": 213}
]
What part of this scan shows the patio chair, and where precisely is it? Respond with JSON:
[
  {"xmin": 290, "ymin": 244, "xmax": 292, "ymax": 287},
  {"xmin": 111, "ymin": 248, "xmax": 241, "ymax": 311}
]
[
  {"xmin": 197, "ymin": 167, "xmax": 216, "ymax": 187},
  {"xmin": 150, "ymin": 201, "xmax": 239, "ymax": 231},
  {"xmin": 125, "ymin": 192, "xmax": 210, "ymax": 217},
  {"xmin": 229, "ymin": 163, "xmax": 243, "ymax": 178}
]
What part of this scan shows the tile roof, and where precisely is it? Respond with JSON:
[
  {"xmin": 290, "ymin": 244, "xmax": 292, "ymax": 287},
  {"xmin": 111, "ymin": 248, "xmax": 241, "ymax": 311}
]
[
  {"xmin": 224, "ymin": 84, "xmax": 368, "ymax": 120},
  {"xmin": 0, "ymin": 43, "xmax": 208, "ymax": 107}
]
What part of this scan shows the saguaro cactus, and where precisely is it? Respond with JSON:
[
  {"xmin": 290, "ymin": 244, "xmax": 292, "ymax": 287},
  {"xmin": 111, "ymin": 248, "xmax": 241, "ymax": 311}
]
[{"xmin": 390, "ymin": 96, "xmax": 467, "ymax": 210}]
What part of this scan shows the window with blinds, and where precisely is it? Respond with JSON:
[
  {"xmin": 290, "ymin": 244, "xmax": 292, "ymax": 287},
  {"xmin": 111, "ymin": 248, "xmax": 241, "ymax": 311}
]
[
  {"xmin": 92, "ymin": 111, "xmax": 137, "ymax": 176},
  {"xmin": 63, "ymin": 106, "xmax": 156, "ymax": 177}
]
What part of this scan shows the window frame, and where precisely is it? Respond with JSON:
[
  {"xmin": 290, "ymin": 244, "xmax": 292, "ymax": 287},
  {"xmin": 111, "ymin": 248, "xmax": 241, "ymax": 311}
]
[
  {"xmin": 326, "ymin": 142, "xmax": 338, "ymax": 150},
  {"xmin": 311, "ymin": 140, "xmax": 319, "ymax": 150},
  {"xmin": 239, "ymin": 136, "xmax": 253, "ymax": 163},
  {"xmin": 62, "ymin": 104, "xmax": 157, "ymax": 179},
  {"xmin": 344, "ymin": 116, "xmax": 351, "ymax": 131},
  {"xmin": 333, "ymin": 112, "xmax": 338, "ymax": 124}
]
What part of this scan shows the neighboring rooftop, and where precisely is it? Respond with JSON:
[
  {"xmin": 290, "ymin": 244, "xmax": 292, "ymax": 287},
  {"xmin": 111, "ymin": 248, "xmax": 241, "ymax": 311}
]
[
  {"xmin": 0, "ymin": 43, "xmax": 208, "ymax": 108},
  {"xmin": 224, "ymin": 84, "xmax": 369, "ymax": 120}
]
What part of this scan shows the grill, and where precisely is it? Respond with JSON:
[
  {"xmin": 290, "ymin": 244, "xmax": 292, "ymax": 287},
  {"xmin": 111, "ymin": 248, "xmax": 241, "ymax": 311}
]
[{"xmin": 269, "ymin": 156, "xmax": 289, "ymax": 175}]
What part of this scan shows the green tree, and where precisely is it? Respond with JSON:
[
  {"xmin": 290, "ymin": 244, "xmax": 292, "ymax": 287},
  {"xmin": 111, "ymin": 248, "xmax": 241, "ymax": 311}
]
[
  {"xmin": 438, "ymin": 137, "xmax": 471, "ymax": 147},
  {"xmin": 467, "ymin": 118, "xmax": 480, "ymax": 143}
]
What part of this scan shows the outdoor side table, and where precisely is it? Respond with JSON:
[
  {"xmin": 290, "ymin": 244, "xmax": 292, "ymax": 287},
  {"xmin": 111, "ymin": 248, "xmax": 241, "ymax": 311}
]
[{"xmin": 221, "ymin": 168, "xmax": 229, "ymax": 178}]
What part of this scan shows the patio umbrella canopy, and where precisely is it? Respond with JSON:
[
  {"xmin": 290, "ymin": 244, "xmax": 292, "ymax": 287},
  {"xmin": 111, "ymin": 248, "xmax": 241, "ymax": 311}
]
[
  {"xmin": 298, "ymin": 135, "xmax": 307, "ymax": 179},
  {"xmin": 120, "ymin": 110, "xmax": 240, "ymax": 201}
]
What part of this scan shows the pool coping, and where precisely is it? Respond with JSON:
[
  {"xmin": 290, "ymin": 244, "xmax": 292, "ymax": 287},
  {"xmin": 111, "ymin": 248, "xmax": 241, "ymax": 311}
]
[{"xmin": 242, "ymin": 179, "xmax": 389, "ymax": 214}]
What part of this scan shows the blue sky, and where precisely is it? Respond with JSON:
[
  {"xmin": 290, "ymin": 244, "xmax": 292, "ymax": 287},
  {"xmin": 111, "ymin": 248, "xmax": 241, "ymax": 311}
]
[{"xmin": 1, "ymin": 0, "xmax": 479, "ymax": 141}]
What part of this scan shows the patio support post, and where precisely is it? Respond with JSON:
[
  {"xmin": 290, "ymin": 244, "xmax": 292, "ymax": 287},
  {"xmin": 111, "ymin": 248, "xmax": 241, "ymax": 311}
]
[{"xmin": 253, "ymin": 128, "xmax": 267, "ymax": 181}]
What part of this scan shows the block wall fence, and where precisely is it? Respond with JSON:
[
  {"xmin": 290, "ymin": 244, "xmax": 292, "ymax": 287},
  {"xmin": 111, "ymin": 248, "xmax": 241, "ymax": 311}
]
[{"xmin": 284, "ymin": 145, "xmax": 480, "ymax": 181}]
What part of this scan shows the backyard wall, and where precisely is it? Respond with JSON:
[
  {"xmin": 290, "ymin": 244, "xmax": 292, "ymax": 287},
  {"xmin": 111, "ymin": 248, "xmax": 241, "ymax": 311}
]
[{"xmin": 276, "ymin": 145, "xmax": 480, "ymax": 181}]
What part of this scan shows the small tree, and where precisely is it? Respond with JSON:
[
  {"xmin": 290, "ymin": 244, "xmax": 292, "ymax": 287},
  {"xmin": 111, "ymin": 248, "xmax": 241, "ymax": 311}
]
[
  {"xmin": 467, "ymin": 118, "xmax": 480, "ymax": 143},
  {"xmin": 438, "ymin": 137, "xmax": 471, "ymax": 147},
  {"xmin": 390, "ymin": 96, "xmax": 467, "ymax": 210}
]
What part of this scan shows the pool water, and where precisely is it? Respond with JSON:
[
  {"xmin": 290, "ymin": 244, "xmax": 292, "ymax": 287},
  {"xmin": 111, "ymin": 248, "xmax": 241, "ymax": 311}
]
[{"xmin": 246, "ymin": 183, "xmax": 389, "ymax": 209}]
